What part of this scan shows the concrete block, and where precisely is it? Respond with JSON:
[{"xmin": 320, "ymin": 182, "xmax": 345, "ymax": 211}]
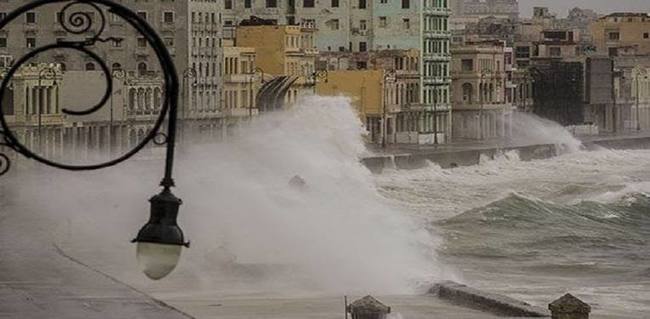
[{"xmin": 429, "ymin": 281, "xmax": 549, "ymax": 317}]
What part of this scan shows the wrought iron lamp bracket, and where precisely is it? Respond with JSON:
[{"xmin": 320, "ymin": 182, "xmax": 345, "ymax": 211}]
[{"xmin": 0, "ymin": 0, "xmax": 180, "ymax": 184}]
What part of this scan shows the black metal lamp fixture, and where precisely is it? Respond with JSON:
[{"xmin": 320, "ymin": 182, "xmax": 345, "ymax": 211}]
[{"xmin": 0, "ymin": 0, "xmax": 187, "ymax": 280}]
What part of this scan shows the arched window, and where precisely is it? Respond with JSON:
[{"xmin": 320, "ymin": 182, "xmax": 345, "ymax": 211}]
[
  {"xmin": 462, "ymin": 83, "xmax": 473, "ymax": 104},
  {"xmin": 137, "ymin": 62, "xmax": 147, "ymax": 76},
  {"xmin": 144, "ymin": 88, "xmax": 152, "ymax": 113},
  {"xmin": 128, "ymin": 89, "xmax": 136, "ymax": 112},
  {"xmin": 112, "ymin": 62, "xmax": 122, "ymax": 70},
  {"xmin": 154, "ymin": 88, "xmax": 161, "ymax": 110},
  {"xmin": 85, "ymin": 62, "xmax": 95, "ymax": 71}
]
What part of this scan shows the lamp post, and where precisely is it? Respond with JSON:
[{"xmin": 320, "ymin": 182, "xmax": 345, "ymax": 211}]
[
  {"xmin": 37, "ymin": 65, "xmax": 57, "ymax": 155},
  {"xmin": 634, "ymin": 67, "xmax": 648, "ymax": 132},
  {"xmin": 0, "ymin": 0, "xmax": 188, "ymax": 281},
  {"xmin": 382, "ymin": 70, "xmax": 395, "ymax": 148},
  {"xmin": 479, "ymin": 68, "xmax": 491, "ymax": 140},
  {"xmin": 109, "ymin": 68, "xmax": 125, "ymax": 155},
  {"xmin": 248, "ymin": 67, "xmax": 265, "ymax": 121},
  {"xmin": 181, "ymin": 67, "xmax": 197, "ymax": 143}
]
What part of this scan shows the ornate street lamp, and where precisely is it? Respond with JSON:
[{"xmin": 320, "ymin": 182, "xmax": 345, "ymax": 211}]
[{"xmin": 0, "ymin": 0, "xmax": 186, "ymax": 280}]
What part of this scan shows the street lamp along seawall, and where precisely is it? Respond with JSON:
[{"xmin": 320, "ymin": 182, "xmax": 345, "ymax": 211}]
[{"xmin": 0, "ymin": 0, "xmax": 187, "ymax": 280}]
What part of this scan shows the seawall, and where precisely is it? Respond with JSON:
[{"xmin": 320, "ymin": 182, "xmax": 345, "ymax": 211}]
[{"xmin": 361, "ymin": 135, "xmax": 650, "ymax": 174}]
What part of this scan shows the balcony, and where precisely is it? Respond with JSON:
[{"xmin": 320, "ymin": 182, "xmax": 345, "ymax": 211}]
[
  {"xmin": 224, "ymin": 107, "xmax": 257, "ymax": 118},
  {"xmin": 223, "ymin": 73, "xmax": 254, "ymax": 83},
  {"xmin": 303, "ymin": 48, "xmax": 319, "ymax": 56},
  {"xmin": 423, "ymin": 77, "xmax": 451, "ymax": 85},
  {"xmin": 423, "ymin": 6, "xmax": 452, "ymax": 16},
  {"xmin": 423, "ymin": 30, "xmax": 451, "ymax": 39}
]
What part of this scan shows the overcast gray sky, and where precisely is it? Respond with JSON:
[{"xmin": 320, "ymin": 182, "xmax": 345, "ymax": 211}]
[{"xmin": 518, "ymin": 0, "xmax": 650, "ymax": 17}]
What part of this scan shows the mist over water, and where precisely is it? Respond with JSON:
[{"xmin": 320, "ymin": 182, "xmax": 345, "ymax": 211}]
[
  {"xmin": 377, "ymin": 145, "xmax": 650, "ymax": 317},
  {"xmin": 4, "ymin": 95, "xmax": 650, "ymax": 317},
  {"xmin": 2, "ymin": 96, "xmax": 448, "ymax": 298},
  {"xmin": 508, "ymin": 112, "xmax": 583, "ymax": 153}
]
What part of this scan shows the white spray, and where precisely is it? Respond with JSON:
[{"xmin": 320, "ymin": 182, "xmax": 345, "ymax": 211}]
[{"xmin": 4, "ymin": 96, "xmax": 449, "ymax": 297}]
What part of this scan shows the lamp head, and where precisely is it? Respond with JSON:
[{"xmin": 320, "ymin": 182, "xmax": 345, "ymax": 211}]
[{"xmin": 132, "ymin": 188, "xmax": 189, "ymax": 280}]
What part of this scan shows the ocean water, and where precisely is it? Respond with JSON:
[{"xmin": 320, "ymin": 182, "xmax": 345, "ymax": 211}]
[
  {"xmin": 376, "ymin": 148, "xmax": 650, "ymax": 317},
  {"xmin": 3, "ymin": 97, "xmax": 649, "ymax": 317}
]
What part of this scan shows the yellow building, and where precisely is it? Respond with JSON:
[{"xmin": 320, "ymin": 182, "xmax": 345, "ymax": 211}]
[
  {"xmin": 223, "ymin": 44, "xmax": 258, "ymax": 123},
  {"xmin": 316, "ymin": 70, "xmax": 398, "ymax": 144},
  {"xmin": 235, "ymin": 21, "xmax": 318, "ymax": 109},
  {"xmin": 590, "ymin": 13, "xmax": 650, "ymax": 57}
]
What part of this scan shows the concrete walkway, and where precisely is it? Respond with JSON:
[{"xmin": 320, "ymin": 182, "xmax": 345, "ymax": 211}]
[
  {"xmin": 164, "ymin": 294, "xmax": 514, "ymax": 319},
  {"xmin": 0, "ymin": 205, "xmax": 192, "ymax": 319}
]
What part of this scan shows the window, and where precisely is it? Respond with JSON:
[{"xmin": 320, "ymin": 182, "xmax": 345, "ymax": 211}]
[
  {"xmin": 245, "ymin": 0, "xmax": 252, "ymax": 8},
  {"xmin": 402, "ymin": 0, "xmax": 410, "ymax": 9},
  {"xmin": 138, "ymin": 62, "xmax": 148, "ymax": 76},
  {"xmin": 303, "ymin": 0, "xmax": 314, "ymax": 7},
  {"xmin": 379, "ymin": 17, "xmax": 387, "ymax": 27},
  {"xmin": 608, "ymin": 32, "xmax": 620, "ymax": 41},
  {"xmin": 360, "ymin": 19, "xmax": 367, "ymax": 30},
  {"xmin": 359, "ymin": 41, "xmax": 367, "ymax": 52},
  {"xmin": 462, "ymin": 83, "xmax": 473, "ymax": 103},
  {"xmin": 225, "ymin": 0, "xmax": 232, "ymax": 9},
  {"xmin": 266, "ymin": 0, "xmax": 277, "ymax": 8},
  {"xmin": 331, "ymin": 0, "xmax": 339, "ymax": 7},
  {"xmin": 26, "ymin": 12, "xmax": 36, "ymax": 24},
  {"xmin": 137, "ymin": 11, "xmax": 147, "ymax": 21},
  {"xmin": 645, "ymin": 33, "xmax": 649, "ymax": 39},
  {"xmin": 0, "ymin": 38, "xmax": 6, "ymax": 48},
  {"xmin": 112, "ymin": 38, "xmax": 123, "ymax": 47},
  {"xmin": 608, "ymin": 47, "xmax": 618, "ymax": 57},
  {"xmin": 85, "ymin": 63, "xmax": 95, "ymax": 71},
  {"xmin": 403, "ymin": 18, "xmax": 410, "ymax": 29},
  {"xmin": 327, "ymin": 19, "xmax": 340, "ymax": 30},
  {"xmin": 26, "ymin": 37, "xmax": 36, "ymax": 48},
  {"xmin": 163, "ymin": 11, "xmax": 174, "ymax": 24},
  {"xmin": 358, "ymin": 0, "xmax": 366, "ymax": 9},
  {"xmin": 55, "ymin": 11, "xmax": 64, "ymax": 23},
  {"xmin": 137, "ymin": 37, "xmax": 147, "ymax": 48},
  {"xmin": 461, "ymin": 59, "xmax": 473, "ymax": 71},
  {"xmin": 549, "ymin": 47, "xmax": 561, "ymax": 57},
  {"xmin": 112, "ymin": 63, "xmax": 122, "ymax": 70}
]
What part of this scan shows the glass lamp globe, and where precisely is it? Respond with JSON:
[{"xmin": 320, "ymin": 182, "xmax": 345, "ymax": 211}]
[
  {"xmin": 132, "ymin": 188, "xmax": 189, "ymax": 280},
  {"xmin": 136, "ymin": 242, "xmax": 182, "ymax": 280}
]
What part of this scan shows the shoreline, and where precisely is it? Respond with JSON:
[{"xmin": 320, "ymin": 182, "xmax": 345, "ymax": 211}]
[{"xmin": 361, "ymin": 132, "xmax": 650, "ymax": 173}]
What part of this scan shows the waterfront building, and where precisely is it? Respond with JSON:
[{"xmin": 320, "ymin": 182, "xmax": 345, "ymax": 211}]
[
  {"xmin": 454, "ymin": 0, "xmax": 519, "ymax": 20},
  {"xmin": 315, "ymin": 69, "xmax": 389, "ymax": 144},
  {"xmin": 614, "ymin": 56, "xmax": 650, "ymax": 131},
  {"xmin": 590, "ymin": 13, "xmax": 650, "ymax": 57},
  {"xmin": 223, "ymin": 0, "xmax": 451, "ymax": 144},
  {"xmin": 235, "ymin": 19, "xmax": 318, "ymax": 109},
  {"xmin": 536, "ymin": 29, "xmax": 580, "ymax": 59},
  {"xmin": 0, "ymin": 0, "xmax": 225, "ymax": 150},
  {"xmin": 222, "ymin": 43, "xmax": 259, "ymax": 126},
  {"xmin": 318, "ymin": 49, "xmax": 435, "ymax": 144},
  {"xmin": 451, "ymin": 40, "xmax": 513, "ymax": 140},
  {"xmin": 1, "ymin": 64, "xmax": 64, "ymax": 160},
  {"xmin": 529, "ymin": 58, "xmax": 584, "ymax": 126}
]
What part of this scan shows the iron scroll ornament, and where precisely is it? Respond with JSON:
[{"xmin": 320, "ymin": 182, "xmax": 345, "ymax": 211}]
[
  {"xmin": 0, "ymin": 0, "xmax": 179, "ymax": 184},
  {"xmin": 0, "ymin": 0, "xmax": 188, "ymax": 280}
]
